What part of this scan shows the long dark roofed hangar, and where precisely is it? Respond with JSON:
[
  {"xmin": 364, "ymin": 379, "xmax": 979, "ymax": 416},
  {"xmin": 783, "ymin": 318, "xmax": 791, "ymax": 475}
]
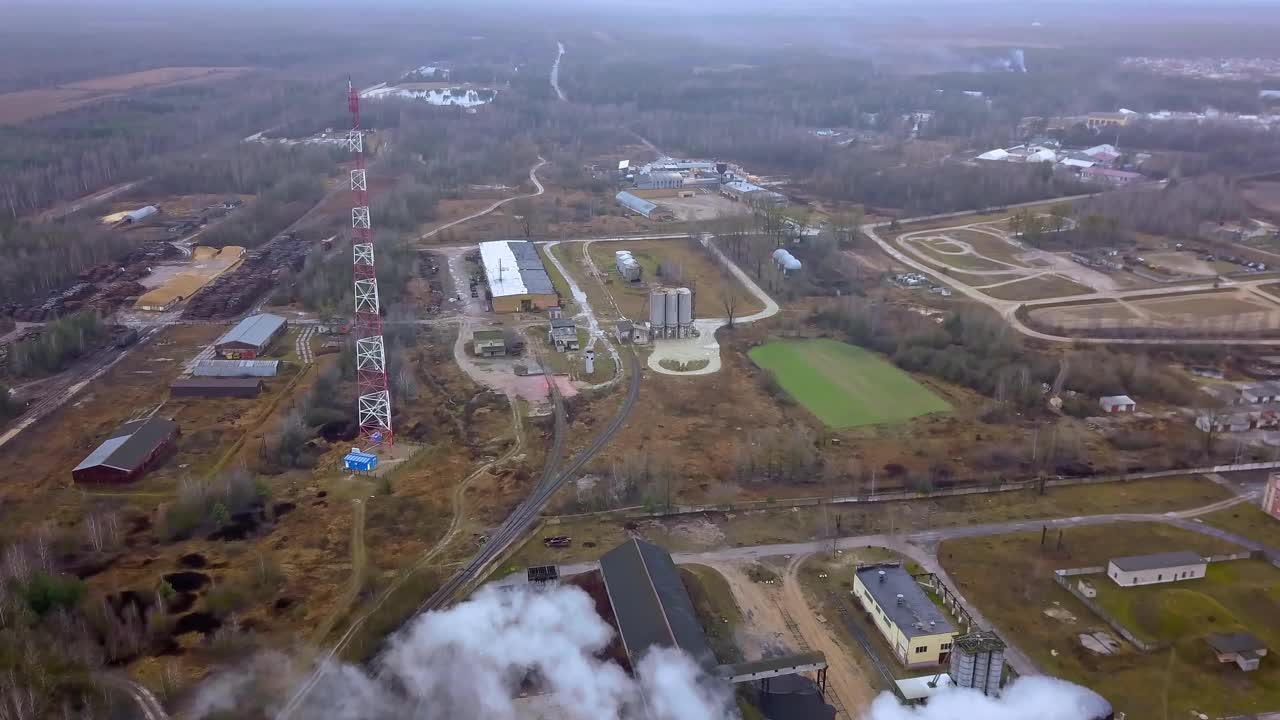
[
  {"xmin": 600, "ymin": 539, "xmax": 716, "ymax": 669},
  {"xmin": 72, "ymin": 416, "xmax": 179, "ymax": 483}
]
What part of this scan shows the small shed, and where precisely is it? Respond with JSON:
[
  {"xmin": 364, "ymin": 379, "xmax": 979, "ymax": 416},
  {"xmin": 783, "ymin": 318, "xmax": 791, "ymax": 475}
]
[
  {"xmin": 473, "ymin": 330, "xmax": 507, "ymax": 358},
  {"xmin": 1076, "ymin": 579, "xmax": 1097, "ymax": 598},
  {"xmin": 1207, "ymin": 632, "xmax": 1267, "ymax": 672},
  {"xmin": 615, "ymin": 320, "xmax": 634, "ymax": 344},
  {"xmin": 343, "ymin": 451, "xmax": 378, "ymax": 473},
  {"xmin": 549, "ymin": 318, "xmax": 579, "ymax": 352},
  {"xmin": 1099, "ymin": 395, "xmax": 1136, "ymax": 413},
  {"xmin": 1107, "ymin": 551, "xmax": 1205, "ymax": 587}
]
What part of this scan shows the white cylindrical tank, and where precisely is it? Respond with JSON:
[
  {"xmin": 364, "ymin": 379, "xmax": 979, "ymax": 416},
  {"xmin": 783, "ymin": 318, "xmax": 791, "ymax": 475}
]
[
  {"xmin": 126, "ymin": 205, "xmax": 159, "ymax": 223},
  {"xmin": 649, "ymin": 289, "xmax": 666, "ymax": 328},
  {"xmin": 664, "ymin": 290, "xmax": 679, "ymax": 335},
  {"xmin": 772, "ymin": 248, "xmax": 802, "ymax": 273},
  {"xmin": 584, "ymin": 349, "xmax": 595, "ymax": 375},
  {"xmin": 677, "ymin": 287, "xmax": 692, "ymax": 325}
]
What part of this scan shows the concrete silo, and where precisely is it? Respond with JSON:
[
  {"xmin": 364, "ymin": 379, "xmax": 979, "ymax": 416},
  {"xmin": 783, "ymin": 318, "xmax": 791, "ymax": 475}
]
[
  {"xmin": 949, "ymin": 631, "xmax": 1006, "ymax": 696},
  {"xmin": 676, "ymin": 287, "xmax": 693, "ymax": 337},
  {"xmin": 664, "ymin": 290, "xmax": 679, "ymax": 338},
  {"xmin": 649, "ymin": 288, "xmax": 666, "ymax": 340}
]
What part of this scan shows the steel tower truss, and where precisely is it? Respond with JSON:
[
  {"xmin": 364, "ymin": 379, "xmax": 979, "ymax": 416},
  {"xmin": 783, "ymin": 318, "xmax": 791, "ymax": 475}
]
[{"xmin": 346, "ymin": 80, "xmax": 393, "ymax": 445}]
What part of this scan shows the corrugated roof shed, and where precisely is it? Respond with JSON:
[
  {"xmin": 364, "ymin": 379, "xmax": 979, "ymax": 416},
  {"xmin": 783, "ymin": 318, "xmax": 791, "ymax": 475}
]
[
  {"xmin": 74, "ymin": 416, "xmax": 178, "ymax": 473},
  {"xmin": 600, "ymin": 539, "xmax": 714, "ymax": 669},
  {"xmin": 616, "ymin": 191, "xmax": 657, "ymax": 218},
  {"xmin": 1110, "ymin": 551, "xmax": 1204, "ymax": 572},
  {"xmin": 170, "ymin": 378, "xmax": 264, "ymax": 397},
  {"xmin": 192, "ymin": 360, "xmax": 279, "ymax": 377},
  {"xmin": 215, "ymin": 314, "xmax": 287, "ymax": 349}
]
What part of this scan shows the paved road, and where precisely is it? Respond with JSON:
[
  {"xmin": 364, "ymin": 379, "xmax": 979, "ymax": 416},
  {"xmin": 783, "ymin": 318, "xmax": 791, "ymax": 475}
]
[
  {"xmin": 557, "ymin": 490, "xmax": 1268, "ymax": 677},
  {"xmin": 551, "ymin": 42, "xmax": 567, "ymax": 101},
  {"xmin": 419, "ymin": 157, "xmax": 547, "ymax": 241},
  {"xmin": 862, "ymin": 217, "xmax": 1280, "ymax": 347}
]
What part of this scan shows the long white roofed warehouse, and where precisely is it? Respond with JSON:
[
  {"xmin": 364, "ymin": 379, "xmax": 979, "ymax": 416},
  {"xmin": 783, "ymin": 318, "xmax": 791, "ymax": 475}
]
[{"xmin": 479, "ymin": 240, "xmax": 560, "ymax": 313}]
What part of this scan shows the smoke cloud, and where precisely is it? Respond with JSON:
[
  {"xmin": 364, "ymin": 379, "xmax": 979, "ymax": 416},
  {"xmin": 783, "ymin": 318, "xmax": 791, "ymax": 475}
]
[
  {"xmin": 866, "ymin": 676, "xmax": 1112, "ymax": 720},
  {"xmin": 191, "ymin": 585, "xmax": 734, "ymax": 720}
]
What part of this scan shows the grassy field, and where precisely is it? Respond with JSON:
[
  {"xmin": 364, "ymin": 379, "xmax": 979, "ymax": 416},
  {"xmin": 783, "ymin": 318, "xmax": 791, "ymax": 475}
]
[
  {"xmin": 940, "ymin": 524, "xmax": 1276, "ymax": 719},
  {"xmin": 586, "ymin": 238, "xmax": 765, "ymax": 321},
  {"xmin": 504, "ymin": 475, "xmax": 1232, "ymax": 569},
  {"xmin": 682, "ymin": 564, "xmax": 745, "ymax": 664},
  {"xmin": 979, "ymin": 274, "xmax": 1095, "ymax": 301},
  {"xmin": 1198, "ymin": 502, "xmax": 1280, "ymax": 550},
  {"xmin": 911, "ymin": 242, "xmax": 1012, "ymax": 273},
  {"xmin": 539, "ymin": 245, "xmax": 577, "ymax": 314},
  {"xmin": 748, "ymin": 339, "xmax": 951, "ymax": 428},
  {"xmin": 0, "ymin": 67, "xmax": 251, "ymax": 125}
]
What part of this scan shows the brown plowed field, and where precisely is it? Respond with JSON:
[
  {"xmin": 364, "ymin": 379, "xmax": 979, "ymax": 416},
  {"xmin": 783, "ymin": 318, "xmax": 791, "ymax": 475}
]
[{"xmin": 0, "ymin": 66, "xmax": 252, "ymax": 124}]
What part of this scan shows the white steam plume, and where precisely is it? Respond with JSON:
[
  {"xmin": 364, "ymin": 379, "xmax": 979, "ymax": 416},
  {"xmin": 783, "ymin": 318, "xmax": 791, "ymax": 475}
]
[
  {"xmin": 191, "ymin": 584, "xmax": 734, "ymax": 720},
  {"xmin": 867, "ymin": 676, "xmax": 1112, "ymax": 720}
]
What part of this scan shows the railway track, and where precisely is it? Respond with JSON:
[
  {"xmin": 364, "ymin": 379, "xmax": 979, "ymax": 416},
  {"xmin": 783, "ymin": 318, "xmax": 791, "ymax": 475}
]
[
  {"xmin": 417, "ymin": 346, "xmax": 639, "ymax": 611},
  {"xmin": 275, "ymin": 348, "xmax": 639, "ymax": 719}
]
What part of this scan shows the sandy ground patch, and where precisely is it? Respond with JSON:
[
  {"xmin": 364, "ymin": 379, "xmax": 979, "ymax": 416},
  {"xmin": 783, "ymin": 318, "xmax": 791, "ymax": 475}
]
[
  {"xmin": 657, "ymin": 194, "xmax": 751, "ymax": 222},
  {"xmin": 1143, "ymin": 251, "xmax": 1218, "ymax": 276}
]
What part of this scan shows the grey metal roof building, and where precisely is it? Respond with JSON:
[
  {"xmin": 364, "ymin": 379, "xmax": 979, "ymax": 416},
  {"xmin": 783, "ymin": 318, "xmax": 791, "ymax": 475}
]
[
  {"xmin": 192, "ymin": 359, "xmax": 280, "ymax": 378},
  {"xmin": 854, "ymin": 564, "xmax": 955, "ymax": 639},
  {"xmin": 1109, "ymin": 551, "xmax": 1204, "ymax": 572},
  {"xmin": 479, "ymin": 241, "xmax": 558, "ymax": 313},
  {"xmin": 600, "ymin": 539, "xmax": 714, "ymax": 669},
  {"xmin": 214, "ymin": 314, "xmax": 288, "ymax": 356},
  {"xmin": 170, "ymin": 378, "xmax": 265, "ymax": 398},
  {"xmin": 72, "ymin": 416, "xmax": 179, "ymax": 483},
  {"xmin": 616, "ymin": 191, "xmax": 658, "ymax": 219}
]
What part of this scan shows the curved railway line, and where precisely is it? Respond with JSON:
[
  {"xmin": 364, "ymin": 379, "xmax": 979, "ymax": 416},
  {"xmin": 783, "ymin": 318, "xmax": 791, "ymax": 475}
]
[{"xmin": 275, "ymin": 347, "xmax": 639, "ymax": 719}]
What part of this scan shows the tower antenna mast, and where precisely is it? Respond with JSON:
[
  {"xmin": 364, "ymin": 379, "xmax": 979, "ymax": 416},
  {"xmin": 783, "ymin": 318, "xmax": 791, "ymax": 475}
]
[{"xmin": 346, "ymin": 78, "xmax": 393, "ymax": 446}]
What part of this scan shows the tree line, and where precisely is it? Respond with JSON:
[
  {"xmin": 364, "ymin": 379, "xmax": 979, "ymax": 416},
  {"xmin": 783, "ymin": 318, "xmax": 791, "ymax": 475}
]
[
  {"xmin": 0, "ymin": 219, "xmax": 132, "ymax": 306},
  {"xmin": 6, "ymin": 311, "xmax": 110, "ymax": 378}
]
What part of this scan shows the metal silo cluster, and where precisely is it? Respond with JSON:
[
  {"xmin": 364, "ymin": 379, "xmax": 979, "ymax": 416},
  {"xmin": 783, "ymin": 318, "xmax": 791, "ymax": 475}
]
[
  {"xmin": 648, "ymin": 286, "xmax": 694, "ymax": 339},
  {"xmin": 614, "ymin": 250, "xmax": 642, "ymax": 282}
]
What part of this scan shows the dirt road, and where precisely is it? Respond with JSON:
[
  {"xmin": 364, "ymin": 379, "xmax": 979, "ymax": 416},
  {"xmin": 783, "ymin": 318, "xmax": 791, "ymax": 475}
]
[
  {"xmin": 419, "ymin": 157, "xmax": 547, "ymax": 241},
  {"xmin": 708, "ymin": 560, "xmax": 874, "ymax": 719}
]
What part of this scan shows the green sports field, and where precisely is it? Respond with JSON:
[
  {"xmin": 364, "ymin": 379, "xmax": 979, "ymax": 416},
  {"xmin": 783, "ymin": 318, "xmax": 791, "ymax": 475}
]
[{"xmin": 748, "ymin": 339, "xmax": 951, "ymax": 428}]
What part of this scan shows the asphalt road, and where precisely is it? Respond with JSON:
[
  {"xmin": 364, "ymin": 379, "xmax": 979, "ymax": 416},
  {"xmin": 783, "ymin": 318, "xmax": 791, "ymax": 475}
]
[{"xmin": 556, "ymin": 489, "xmax": 1268, "ymax": 677}]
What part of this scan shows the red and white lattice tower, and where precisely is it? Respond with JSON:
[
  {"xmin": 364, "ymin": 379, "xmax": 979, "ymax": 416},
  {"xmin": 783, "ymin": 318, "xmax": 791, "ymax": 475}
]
[{"xmin": 346, "ymin": 79, "xmax": 393, "ymax": 446}]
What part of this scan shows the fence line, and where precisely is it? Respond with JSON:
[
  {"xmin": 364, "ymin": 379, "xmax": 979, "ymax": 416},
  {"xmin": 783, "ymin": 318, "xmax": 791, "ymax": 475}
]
[
  {"xmin": 1052, "ymin": 571, "xmax": 1169, "ymax": 653},
  {"xmin": 552, "ymin": 461, "xmax": 1280, "ymax": 522}
]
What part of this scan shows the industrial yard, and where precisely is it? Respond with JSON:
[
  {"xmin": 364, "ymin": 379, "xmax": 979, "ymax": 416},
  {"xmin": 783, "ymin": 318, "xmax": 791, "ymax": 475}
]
[{"xmin": 8, "ymin": 5, "xmax": 1280, "ymax": 718}]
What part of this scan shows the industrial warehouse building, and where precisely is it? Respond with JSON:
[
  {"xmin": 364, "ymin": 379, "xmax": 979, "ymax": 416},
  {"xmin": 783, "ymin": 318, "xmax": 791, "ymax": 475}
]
[
  {"xmin": 852, "ymin": 563, "xmax": 957, "ymax": 668},
  {"xmin": 170, "ymin": 378, "xmax": 265, "ymax": 398},
  {"xmin": 635, "ymin": 171, "xmax": 684, "ymax": 190},
  {"xmin": 616, "ymin": 191, "xmax": 658, "ymax": 219},
  {"xmin": 192, "ymin": 359, "xmax": 280, "ymax": 378},
  {"xmin": 721, "ymin": 180, "xmax": 787, "ymax": 206},
  {"xmin": 72, "ymin": 416, "xmax": 180, "ymax": 483},
  {"xmin": 600, "ymin": 539, "xmax": 715, "ymax": 669},
  {"xmin": 480, "ymin": 241, "xmax": 560, "ymax": 313},
  {"xmin": 213, "ymin": 313, "xmax": 288, "ymax": 359},
  {"xmin": 1107, "ymin": 551, "xmax": 1206, "ymax": 587}
]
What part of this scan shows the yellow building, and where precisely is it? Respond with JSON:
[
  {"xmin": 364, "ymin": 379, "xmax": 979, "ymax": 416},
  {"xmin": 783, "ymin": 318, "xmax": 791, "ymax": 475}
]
[
  {"xmin": 480, "ymin": 240, "xmax": 560, "ymax": 313},
  {"xmin": 852, "ymin": 563, "xmax": 957, "ymax": 668},
  {"xmin": 1085, "ymin": 112, "xmax": 1131, "ymax": 129}
]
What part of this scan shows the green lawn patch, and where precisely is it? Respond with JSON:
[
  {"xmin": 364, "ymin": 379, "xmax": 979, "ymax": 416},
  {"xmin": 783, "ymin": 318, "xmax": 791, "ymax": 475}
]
[
  {"xmin": 748, "ymin": 339, "xmax": 950, "ymax": 428},
  {"xmin": 942, "ymin": 527, "xmax": 1280, "ymax": 720}
]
